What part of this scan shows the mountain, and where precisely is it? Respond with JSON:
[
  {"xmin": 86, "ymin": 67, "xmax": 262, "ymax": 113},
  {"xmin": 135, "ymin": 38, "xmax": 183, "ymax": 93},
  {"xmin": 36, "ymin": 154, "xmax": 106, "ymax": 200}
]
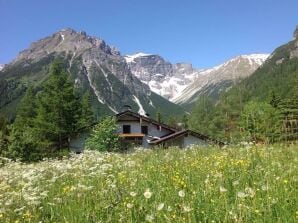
[
  {"xmin": 221, "ymin": 27, "xmax": 298, "ymax": 102},
  {"xmin": 174, "ymin": 54, "xmax": 269, "ymax": 108},
  {"xmin": 194, "ymin": 26, "xmax": 298, "ymax": 141},
  {"xmin": 125, "ymin": 53, "xmax": 202, "ymax": 101},
  {"xmin": 125, "ymin": 52, "xmax": 269, "ymax": 109},
  {"xmin": 0, "ymin": 64, "xmax": 4, "ymax": 71},
  {"xmin": 0, "ymin": 28, "xmax": 185, "ymax": 120}
]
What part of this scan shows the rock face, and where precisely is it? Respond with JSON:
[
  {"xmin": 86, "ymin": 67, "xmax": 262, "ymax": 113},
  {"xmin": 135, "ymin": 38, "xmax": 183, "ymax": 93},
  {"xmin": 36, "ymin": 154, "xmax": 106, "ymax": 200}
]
[
  {"xmin": 290, "ymin": 26, "xmax": 298, "ymax": 59},
  {"xmin": 126, "ymin": 52, "xmax": 269, "ymax": 108},
  {"xmin": 0, "ymin": 29, "xmax": 185, "ymax": 119},
  {"xmin": 294, "ymin": 26, "xmax": 298, "ymax": 39},
  {"xmin": 173, "ymin": 54, "xmax": 269, "ymax": 107},
  {"xmin": 125, "ymin": 53, "xmax": 201, "ymax": 100}
]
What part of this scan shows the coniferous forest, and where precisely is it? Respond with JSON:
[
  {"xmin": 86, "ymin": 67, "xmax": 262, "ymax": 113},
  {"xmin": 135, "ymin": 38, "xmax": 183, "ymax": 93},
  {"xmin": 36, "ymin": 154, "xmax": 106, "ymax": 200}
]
[{"xmin": 188, "ymin": 40, "xmax": 298, "ymax": 144}]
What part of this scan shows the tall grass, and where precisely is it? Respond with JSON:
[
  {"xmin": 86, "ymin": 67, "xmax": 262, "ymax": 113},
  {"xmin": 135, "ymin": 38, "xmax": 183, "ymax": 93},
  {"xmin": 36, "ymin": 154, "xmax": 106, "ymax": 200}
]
[{"xmin": 0, "ymin": 144, "xmax": 297, "ymax": 222}]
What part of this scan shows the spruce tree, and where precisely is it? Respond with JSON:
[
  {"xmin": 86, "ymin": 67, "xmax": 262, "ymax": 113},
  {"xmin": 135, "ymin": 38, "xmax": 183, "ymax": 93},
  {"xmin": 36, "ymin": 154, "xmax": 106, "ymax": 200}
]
[
  {"xmin": 0, "ymin": 116, "xmax": 9, "ymax": 156},
  {"xmin": 240, "ymin": 101, "xmax": 280, "ymax": 143},
  {"xmin": 79, "ymin": 91, "xmax": 94, "ymax": 128},
  {"xmin": 13, "ymin": 86, "xmax": 36, "ymax": 128},
  {"xmin": 189, "ymin": 96, "xmax": 216, "ymax": 136},
  {"xmin": 8, "ymin": 86, "xmax": 40, "ymax": 161},
  {"xmin": 279, "ymin": 80, "xmax": 298, "ymax": 141},
  {"xmin": 35, "ymin": 59, "xmax": 81, "ymax": 149}
]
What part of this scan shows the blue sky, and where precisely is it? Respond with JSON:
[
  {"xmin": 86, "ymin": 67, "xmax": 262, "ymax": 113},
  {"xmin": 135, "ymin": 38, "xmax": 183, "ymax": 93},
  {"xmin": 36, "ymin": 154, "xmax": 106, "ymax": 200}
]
[{"xmin": 1, "ymin": 0, "xmax": 297, "ymax": 68}]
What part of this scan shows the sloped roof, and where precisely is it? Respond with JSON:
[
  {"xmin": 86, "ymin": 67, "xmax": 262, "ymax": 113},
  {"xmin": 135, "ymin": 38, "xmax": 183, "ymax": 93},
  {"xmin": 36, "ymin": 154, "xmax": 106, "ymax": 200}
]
[
  {"xmin": 148, "ymin": 129, "xmax": 224, "ymax": 146},
  {"xmin": 116, "ymin": 110, "xmax": 178, "ymax": 132}
]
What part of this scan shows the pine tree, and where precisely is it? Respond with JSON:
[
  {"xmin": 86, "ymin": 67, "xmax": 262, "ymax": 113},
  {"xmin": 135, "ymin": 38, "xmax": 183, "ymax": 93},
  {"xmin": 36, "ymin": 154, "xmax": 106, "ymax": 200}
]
[
  {"xmin": 8, "ymin": 86, "xmax": 41, "ymax": 161},
  {"xmin": 0, "ymin": 116, "xmax": 9, "ymax": 156},
  {"xmin": 189, "ymin": 96, "xmax": 216, "ymax": 136},
  {"xmin": 35, "ymin": 59, "xmax": 81, "ymax": 149},
  {"xmin": 240, "ymin": 101, "xmax": 280, "ymax": 143},
  {"xmin": 269, "ymin": 90, "xmax": 281, "ymax": 108},
  {"xmin": 79, "ymin": 91, "xmax": 94, "ymax": 128},
  {"xmin": 13, "ymin": 86, "xmax": 36, "ymax": 128},
  {"xmin": 279, "ymin": 80, "xmax": 298, "ymax": 141}
]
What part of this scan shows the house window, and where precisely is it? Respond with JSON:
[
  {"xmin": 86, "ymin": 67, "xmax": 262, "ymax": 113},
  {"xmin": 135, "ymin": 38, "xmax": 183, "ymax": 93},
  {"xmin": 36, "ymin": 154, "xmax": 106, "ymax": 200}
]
[
  {"xmin": 123, "ymin": 125, "xmax": 131, "ymax": 134},
  {"xmin": 141, "ymin": 126, "xmax": 148, "ymax": 135}
]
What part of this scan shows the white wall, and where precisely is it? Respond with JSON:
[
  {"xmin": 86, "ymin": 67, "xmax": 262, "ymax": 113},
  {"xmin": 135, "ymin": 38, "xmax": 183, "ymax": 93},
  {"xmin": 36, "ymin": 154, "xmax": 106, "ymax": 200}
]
[{"xmin": 117, "ymin": 120, "xmax": 173, "ymax": 147}]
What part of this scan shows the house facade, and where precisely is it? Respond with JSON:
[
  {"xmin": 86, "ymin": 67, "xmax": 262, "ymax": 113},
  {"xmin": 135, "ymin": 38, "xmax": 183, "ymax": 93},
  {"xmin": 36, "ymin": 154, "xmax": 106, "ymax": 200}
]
[
  {"xmin": 116, "ymin": 110, "xmax": 223, "ymax": 148},
  {"xmin": 69, "ymin": 110, "xmax": 223, "ymax": 152}
]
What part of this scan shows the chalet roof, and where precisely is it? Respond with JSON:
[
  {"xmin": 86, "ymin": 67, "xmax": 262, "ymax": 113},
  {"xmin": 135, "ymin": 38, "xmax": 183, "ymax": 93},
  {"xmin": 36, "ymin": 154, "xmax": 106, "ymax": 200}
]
[
  {"xmin": 116, "ymin": 110, "xmax": 178, "ymax": 132},
  {"xmin": 148, "ymin": 129, "xmax": 224, "ymax": 146}
]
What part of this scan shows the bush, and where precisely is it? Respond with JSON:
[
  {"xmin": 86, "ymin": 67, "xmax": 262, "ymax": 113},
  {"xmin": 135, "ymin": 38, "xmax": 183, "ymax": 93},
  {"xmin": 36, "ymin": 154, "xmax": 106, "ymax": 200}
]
[{"xmin": 85, "ymin": 116, "xmax": 120, "ymax": 152}]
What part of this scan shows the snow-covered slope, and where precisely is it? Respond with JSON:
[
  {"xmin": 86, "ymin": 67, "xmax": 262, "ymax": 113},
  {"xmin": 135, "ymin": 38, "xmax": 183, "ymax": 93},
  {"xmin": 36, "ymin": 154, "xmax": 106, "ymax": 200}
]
[
  {"xmin": 125, "ymin": 53, "xmax": 202, "ymax": 100},
  {"xmin": 125, "ymin": 53, "xmax": 269, "ymax": 106},
  {"xmin": 0, "ymin": 64, "xmax": 4, "ymax": 71},
  {"xmin": 173, "ymin": 54, "xmax": 270, "ymax": 105}
]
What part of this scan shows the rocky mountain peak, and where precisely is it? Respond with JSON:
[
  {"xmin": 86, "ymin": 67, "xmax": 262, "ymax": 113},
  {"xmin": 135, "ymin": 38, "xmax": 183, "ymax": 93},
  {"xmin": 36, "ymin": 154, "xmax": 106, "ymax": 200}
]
[
  {"xmin": 173, "ymin": 53, "xmax": 269, "ymax": 105},
  {"xmin": 14, "ymin": 28, "xmax": 119, "ymax": 64},
  {"xmin": 1, "ymin": 29, "xmax": 185, "ymax": 117},
  {"xmin": 125, "ymin": 52, "xmax": 202, "ymax": 100}
]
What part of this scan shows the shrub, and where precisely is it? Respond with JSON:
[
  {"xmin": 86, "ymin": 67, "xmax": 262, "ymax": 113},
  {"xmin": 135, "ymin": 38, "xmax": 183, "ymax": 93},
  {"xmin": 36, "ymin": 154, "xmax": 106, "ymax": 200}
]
[{"xmin": 85, "ymin": 116, "xmax": 120, "ymax": 152}]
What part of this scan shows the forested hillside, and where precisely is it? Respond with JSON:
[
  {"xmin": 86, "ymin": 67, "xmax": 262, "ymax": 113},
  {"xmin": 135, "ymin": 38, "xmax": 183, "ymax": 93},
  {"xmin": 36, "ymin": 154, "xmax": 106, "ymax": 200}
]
[{"xmin": 189, "ymin": 36, "xmax": 298, "ymax": 143}]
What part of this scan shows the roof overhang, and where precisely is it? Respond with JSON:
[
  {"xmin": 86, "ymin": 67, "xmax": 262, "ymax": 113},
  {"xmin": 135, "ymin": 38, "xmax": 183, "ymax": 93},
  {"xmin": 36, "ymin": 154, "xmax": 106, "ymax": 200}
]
[
  {"xmin": 116, "ymin": 110, "xmax": 177, "ymax": 132},
  {"xmin": 148, "ymin": 129, "xmax": 224, "ymax": 146}
]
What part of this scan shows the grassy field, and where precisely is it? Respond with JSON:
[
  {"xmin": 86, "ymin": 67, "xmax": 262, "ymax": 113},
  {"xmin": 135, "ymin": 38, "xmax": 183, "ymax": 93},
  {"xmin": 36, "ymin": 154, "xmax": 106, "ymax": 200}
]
[{"xmin": 0, "ymin": 144, "xmax": 297, "ymax": 222}]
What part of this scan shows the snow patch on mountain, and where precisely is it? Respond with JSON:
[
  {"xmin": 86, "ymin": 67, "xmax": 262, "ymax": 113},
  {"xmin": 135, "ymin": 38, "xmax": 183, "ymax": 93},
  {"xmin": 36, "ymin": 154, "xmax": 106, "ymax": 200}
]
[
  {"xmin": 133, "ymin": 95, "xmax": 146, "ymax": 116},
  {"xmin": 125, "ymin": 53, "xmax": 202, "ymax": 101},
  {"xmin": 125, "ymin": 53, "xmax": 152, "ymax": 63},
  {"xmin": 173, "ymin": 53, "xmax": 270, "ymax": 104},
  {"xmin": 0, "ymin": 64, "xmax": 4, "ymax": 71}
]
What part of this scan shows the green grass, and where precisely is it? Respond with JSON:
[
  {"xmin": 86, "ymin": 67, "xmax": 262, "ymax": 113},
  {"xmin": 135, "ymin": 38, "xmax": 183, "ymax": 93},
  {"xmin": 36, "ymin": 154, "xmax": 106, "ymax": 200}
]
[{"xmin": 0, "ymin": 144, "xmax": 297, "ymax": 222}]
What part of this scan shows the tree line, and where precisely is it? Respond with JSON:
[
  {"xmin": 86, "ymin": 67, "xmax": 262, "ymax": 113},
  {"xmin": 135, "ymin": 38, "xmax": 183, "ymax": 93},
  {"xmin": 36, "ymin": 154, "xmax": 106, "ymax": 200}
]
[
  {"xmin": 0, "ymin": 60, "xmax": 94, "ymax": 161},
  {"xmin": 188, "ymin": 57, "xmax": 298, "ymax": 143}
]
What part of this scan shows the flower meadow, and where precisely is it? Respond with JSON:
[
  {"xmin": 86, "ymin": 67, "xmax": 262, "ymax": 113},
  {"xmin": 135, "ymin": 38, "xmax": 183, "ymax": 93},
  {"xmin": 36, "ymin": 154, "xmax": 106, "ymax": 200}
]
[{"xmin": 0, "ymin": 144, "xmax": 297, "ymax": 222}]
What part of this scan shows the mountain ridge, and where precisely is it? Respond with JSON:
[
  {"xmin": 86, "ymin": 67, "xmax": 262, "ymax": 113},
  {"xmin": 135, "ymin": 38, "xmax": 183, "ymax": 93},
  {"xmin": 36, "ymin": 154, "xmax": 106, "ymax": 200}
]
[
  {"xmin": 174, "ymin": 53, "xmax": 269, "ymax": 107},
  {"xmin": 125, "ymin": 52, "xmax": 269, "ymax": 108},
  {"xmin": 124, "ymin": 53, "xmax": 202, "ymax": 101},
  {"xmin": 0, "ymin": 28, "xmax": 185, "ymax": 120}
]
